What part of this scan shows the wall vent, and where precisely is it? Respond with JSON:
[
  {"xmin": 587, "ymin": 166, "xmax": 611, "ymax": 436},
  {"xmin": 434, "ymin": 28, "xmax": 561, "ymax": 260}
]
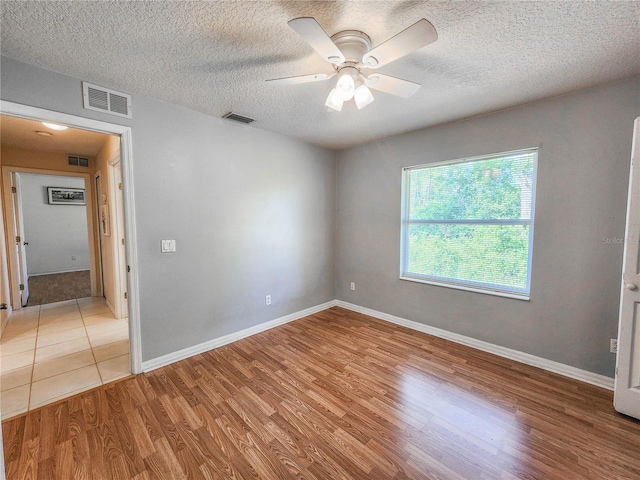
[
  {"xmin": 68, "ymin": 155, "xmax": 90, "ymax": 167},
  {"xmin": 222, "ymin": 112, "xmax": 255, "ymax": 124},
  {"xmin": 82, "ymin": 82, "xmax": 132, "ymax": 118}
]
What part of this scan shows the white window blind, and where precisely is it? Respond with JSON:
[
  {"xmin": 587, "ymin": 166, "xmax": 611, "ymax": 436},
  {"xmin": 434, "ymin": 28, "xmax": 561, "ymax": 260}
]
[{"xmin": 400, "ymin": 148, "xmax": 538, "ymax": 299}]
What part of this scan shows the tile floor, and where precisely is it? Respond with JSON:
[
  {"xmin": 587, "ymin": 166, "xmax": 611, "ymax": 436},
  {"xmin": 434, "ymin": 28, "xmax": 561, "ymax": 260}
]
[{"xmin": 0, "ymin": 297, "xmax": 130, "ymax": 419}]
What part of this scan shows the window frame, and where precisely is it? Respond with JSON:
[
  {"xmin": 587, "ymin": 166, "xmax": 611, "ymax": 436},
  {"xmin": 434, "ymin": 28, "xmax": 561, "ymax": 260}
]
[{"xmin": 400, "ymin": 148, "xmax": 538, "ymax": 300}]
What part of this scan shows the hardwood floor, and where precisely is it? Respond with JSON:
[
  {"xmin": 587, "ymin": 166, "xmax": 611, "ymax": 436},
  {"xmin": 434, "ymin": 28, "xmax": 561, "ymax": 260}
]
[{"xmin": 3, "ymin": 307, "xmax": 640, "ymax": 479}]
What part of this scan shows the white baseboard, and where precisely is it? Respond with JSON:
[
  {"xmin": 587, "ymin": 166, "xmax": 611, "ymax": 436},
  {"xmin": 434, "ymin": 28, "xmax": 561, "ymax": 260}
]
[
  {"xmin": 0, "ymin": 305, "xmax": 13, "ymax": 338},
  {"xmin": 140, "ymin": 297, "xmax": 614, "ymax": 391},
  {"xmin": 142, "ymin": 300, "xmax": 338, "ymax": 372},
  {"xmin": 335, "ymin": 300, "xmax": 615, "ymax": 391},
  {"xmin": 105, "ymin": 299, "xmax": 116, "ymax": 318},
  {"xmin": 29, "ymin": 268, "xmax": 90, "ymax": 277}
]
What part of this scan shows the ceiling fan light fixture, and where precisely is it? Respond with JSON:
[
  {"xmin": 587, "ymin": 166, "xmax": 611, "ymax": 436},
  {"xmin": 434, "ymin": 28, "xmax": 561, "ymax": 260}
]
[
  {"xmin": 354, "ymin": 84, "xmax": 374, "ymax": 109},
  {"xmin": 325, "ymin": 88, "xmax": 344, "ymax": 111},
  {"xmin": 336, "ymin": 71, "xmax": 356, "ymax": 101}
]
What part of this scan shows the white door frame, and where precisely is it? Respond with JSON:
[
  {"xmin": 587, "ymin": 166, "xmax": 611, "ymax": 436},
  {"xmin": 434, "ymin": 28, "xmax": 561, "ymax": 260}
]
[
  {"xmin": 0, "ymin": 182, "xmax": 11, "ymax": 334},
  {"xmin": 11, "ymin": 173, "xmax": 30, "ymax": 307},
  {"xmin": 0, "ymin": 100, "xmax": 142, "ymax": 376},
  {"xmin": 94, "ymin": 172, "xmax": 105, "ymax": 297}
]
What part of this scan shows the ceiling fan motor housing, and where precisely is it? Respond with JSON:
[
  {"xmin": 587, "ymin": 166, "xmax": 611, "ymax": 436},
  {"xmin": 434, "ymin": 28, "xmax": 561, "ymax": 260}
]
[{"xmin": 330, "ymin": 30, "xmax": 372, "ymax": 65}]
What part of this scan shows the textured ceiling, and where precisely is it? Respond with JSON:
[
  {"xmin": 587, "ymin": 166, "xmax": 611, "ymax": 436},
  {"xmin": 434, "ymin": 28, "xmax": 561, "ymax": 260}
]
[
  {"xmin": 1, "ymin": 115, "xmax": 110, "ymax": 156},
  {"xmin": 1, "ymin": 1, "xmax": 639, "ymax": 150}
]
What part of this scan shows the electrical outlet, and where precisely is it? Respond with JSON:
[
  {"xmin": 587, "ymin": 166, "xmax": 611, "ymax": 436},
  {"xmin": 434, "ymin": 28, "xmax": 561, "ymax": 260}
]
[
  {"xmin": 610, "ymin": 338, "xmax": 618, "ymax": 354},
  {"xmin": 265, "ymin": 295, "xmax": 271, "ymax": 306},
  {"xmin": 350, "ymin": 282, "xmax": 355, "ymax": 291},
  {"xmin": 71, "ymin": 256, "xmax": 76, "ymax": 261}
]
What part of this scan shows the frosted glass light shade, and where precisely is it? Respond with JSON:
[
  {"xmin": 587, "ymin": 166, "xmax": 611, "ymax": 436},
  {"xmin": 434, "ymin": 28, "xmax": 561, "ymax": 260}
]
[
  {"xmin": 325, "ymin": 88, "xmax": 344, "ymax": 111},
  {"xmin": 336, "ymin": 73, "xmax": 355, "ymax": 101},
  {"xmin": 354, "ymin": 85, "xmax": 374, "ymax": 109}
]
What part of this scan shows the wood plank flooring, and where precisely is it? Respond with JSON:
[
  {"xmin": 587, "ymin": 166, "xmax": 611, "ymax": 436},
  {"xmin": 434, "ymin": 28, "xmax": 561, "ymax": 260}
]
[{"xmin": 3, "ymin": 306, "xmax": 640, "ymax": 479}]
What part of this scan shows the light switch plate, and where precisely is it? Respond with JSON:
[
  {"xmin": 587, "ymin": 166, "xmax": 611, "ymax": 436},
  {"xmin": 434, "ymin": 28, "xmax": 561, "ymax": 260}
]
[{"xmin": 161, "ymin": 239, "xmax": 176, "ymax": 253}]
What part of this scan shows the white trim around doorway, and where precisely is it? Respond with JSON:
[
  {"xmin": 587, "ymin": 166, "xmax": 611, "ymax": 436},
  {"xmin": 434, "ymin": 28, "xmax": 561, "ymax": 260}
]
[{"xmin": 0, "ymin": 100, "xmax": 142, "ymax": 375}]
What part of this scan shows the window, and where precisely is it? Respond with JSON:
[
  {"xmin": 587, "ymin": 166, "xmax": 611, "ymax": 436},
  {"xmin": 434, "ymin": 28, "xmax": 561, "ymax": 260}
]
[{"xmin": 400, "ymin": 148, "xmax": 538, "ymax": 299}]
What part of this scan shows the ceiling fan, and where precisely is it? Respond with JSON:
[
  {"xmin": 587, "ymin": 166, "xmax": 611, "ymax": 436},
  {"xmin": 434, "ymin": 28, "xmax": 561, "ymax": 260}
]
[{"xmin": 266, "ymin": 17, "xmax": 438, "ymax": 111}]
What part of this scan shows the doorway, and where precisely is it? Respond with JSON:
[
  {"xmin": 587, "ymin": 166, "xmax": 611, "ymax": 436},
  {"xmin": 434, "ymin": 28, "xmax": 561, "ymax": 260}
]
[
  {"xmin": 10, "ymin": 172, "xmax": 93, "ymax": 306},
  {"xmin": 0, "ymin": 102, "xmax": 141, "ymax": 420}
]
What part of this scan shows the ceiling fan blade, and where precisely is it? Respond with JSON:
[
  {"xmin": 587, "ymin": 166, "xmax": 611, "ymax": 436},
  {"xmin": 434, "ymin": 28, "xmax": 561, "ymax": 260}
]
[
  {"xmin": 288, "ymin": 17, "xmax": 345, "ymax": 65},
  {"xmin": 265, "ymin": 72, "xmax": 335, "ymax": 86},
  {"xmin": 365, "ymin": 74, "xmax": 421, "ymax": 98},
  {"xmin": 362, "ymin": 19, "xmax": 437, "ymax": 68}
]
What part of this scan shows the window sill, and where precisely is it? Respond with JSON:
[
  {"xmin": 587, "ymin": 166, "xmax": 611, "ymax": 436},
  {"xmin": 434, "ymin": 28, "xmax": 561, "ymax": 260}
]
[{"xmin": 399, "ymin": 275, "xmax": 530, "ymax": 301}]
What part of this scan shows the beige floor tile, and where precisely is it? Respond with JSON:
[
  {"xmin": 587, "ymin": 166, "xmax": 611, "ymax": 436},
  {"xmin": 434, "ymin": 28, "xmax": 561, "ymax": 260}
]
[
  {"xmin": 4, "ymin": 315, "xmax": 39, "ymax": 327},
  {"xmin": 77, "ymin": 297, "xmax": 105, "ymax": 305},
  {"xmin": 1, "ymin": 349, "xmax": 35, "ymax": 373},
  {"xmin": 37, "ymin": 317, "xmax": 84, "ymax": 335},
  {"xmin": 35, "ymin": 336, "xmax": 90, "ymax": 363},
  {"xmin": 30, "ymin": 364, "xmax": 101, "ymax": 409},
  {"xmin": 1, "ymin": 336, "xmax": 37, "ymax": 356},
  {"xmin": 87, "ymin": 327, "xmax": 129, "ymax": 348},
  {"xmin": 1, "ymin": 319, "xmax": 39, "ymax": 342},
  {"xmin": 36, "ymin": 326, "xmax": 88, "ymax": 348},
  {"xmin": 39, "ymin": 313, "xmax": 83, "ymax": 328},
  {"xmin": 97, "ymin": 354, "xmax": 130, "ymax": 382},
  {"xmin": 79, "ymin": 302, "xmax": 110, "ymax": 317},
  {"xmin": 0, "ymin": 295, "xmax": 131, "ymax": 413},
  {"xmin": 1, "ymin": 365, "xmax": 32, "ymax": 391},
  {"xmin": 32, "ymin": 349, "xmax": 95, "ymax": 382},
  {"xmin": 40, "ymin": 299, "xmax": 78, "ymax": 310},
  {"xmin": 40, "ymin": 303, "xmax": 80, "ymax": 317},
  {"xmin": 93, "ymin": 339, "xmax": 130, "ymax": 363},
  {"xmin": 85, "ymin": 320, "xmax": 129, "ymax": 337},
  {"xmin": 40, "ymin": 307, "xmax": 82, "ymax": 325},
  {"xmin": 0, "ymin": 329, "xmax": 36, "ymax": 343},
  {"xmin": 6, "ymin": 307, "xmax": 40, "ymax": 321},
  {"xmin": 1, "ymin": 384, "xmax": 30, "ymax": 420},
  {"xmin": 82, "ymin": 312, "xmax": 117, "ymax": 326}
]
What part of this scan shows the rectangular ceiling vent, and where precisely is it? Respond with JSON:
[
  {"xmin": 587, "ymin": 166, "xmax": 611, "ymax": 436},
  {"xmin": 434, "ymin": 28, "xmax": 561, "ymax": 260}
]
[
  {"xmin": 222, "ymin": 112, "xmax": 255, "ymax": 124},
  {"xmin": 67, "ymin": 155, "xmax": 90, "ymax": 167},
  {"xmin": 82, "ymin": 82, "xmax": 132, "ymax": 118}
]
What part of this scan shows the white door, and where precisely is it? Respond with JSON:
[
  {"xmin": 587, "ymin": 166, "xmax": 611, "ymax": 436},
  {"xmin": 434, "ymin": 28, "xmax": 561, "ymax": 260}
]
[
  {"xmin": 10, "ymin": 173, "xmax": 29, "ymax": 307},
  {"xmin": 615, "ymin": 117, "xmax": 640, "ymax": 419}
]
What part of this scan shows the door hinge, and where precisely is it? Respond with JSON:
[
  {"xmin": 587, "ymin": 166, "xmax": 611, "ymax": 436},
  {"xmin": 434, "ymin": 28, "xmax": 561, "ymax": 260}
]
[
  {"xmin": 127, "ymin": 265, "xmax": 130, "ymax": 273},
  {"xmin": 124, "ymin": 292, "xmax": 127, "ymax": 299},
  {"xmin": 615, "ymin": 367, "xmax": 619, "ymax": 376},
  {"xmin": 119, "ymin": 182, "xmax": 123, "ymax": 190},
  {"xmin": 11, "ymin": 186, "xmax": 16, "ymax": 193},
  {"xmin": 121, "ymin": 238, "xmax": 125, "ymax": 246},
  {"xmin": 15, "ymin": 235, "xmax": 20, "ymax": 243},
  {"xmin": 19, "ymin": 284, "xmax": 24, "ymax": 291}
]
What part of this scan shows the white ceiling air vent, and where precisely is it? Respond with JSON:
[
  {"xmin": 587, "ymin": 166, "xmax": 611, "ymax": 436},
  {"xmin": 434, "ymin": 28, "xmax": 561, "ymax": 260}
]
[
  {"xmin": 68, "ymin": 155, "xmax": 90, "ymax": 167},
  {"xmin": 222, "ymin": 112, "xmax": 255, "ymax": 124},
  {"xmin": 82, "ymin": 82, "xmax": 132, "ymax": 118}
]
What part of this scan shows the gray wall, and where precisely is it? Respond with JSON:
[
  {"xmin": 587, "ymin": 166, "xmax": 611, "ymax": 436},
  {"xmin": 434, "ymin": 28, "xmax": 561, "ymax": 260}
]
[
  {"xmin": 1, "ymin": 56, "xmax": 336, "ymax": 361},
  {"xmin": 20, "ymin": 174, "xmax": 90, "ymax": 275},
  {"xmin": 336, "ymin": 77, "xmax": 640, "ymax": 377},
  {"xmin": 4, "ymin": 55, "xmax": 639, "ymax": 377}
]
